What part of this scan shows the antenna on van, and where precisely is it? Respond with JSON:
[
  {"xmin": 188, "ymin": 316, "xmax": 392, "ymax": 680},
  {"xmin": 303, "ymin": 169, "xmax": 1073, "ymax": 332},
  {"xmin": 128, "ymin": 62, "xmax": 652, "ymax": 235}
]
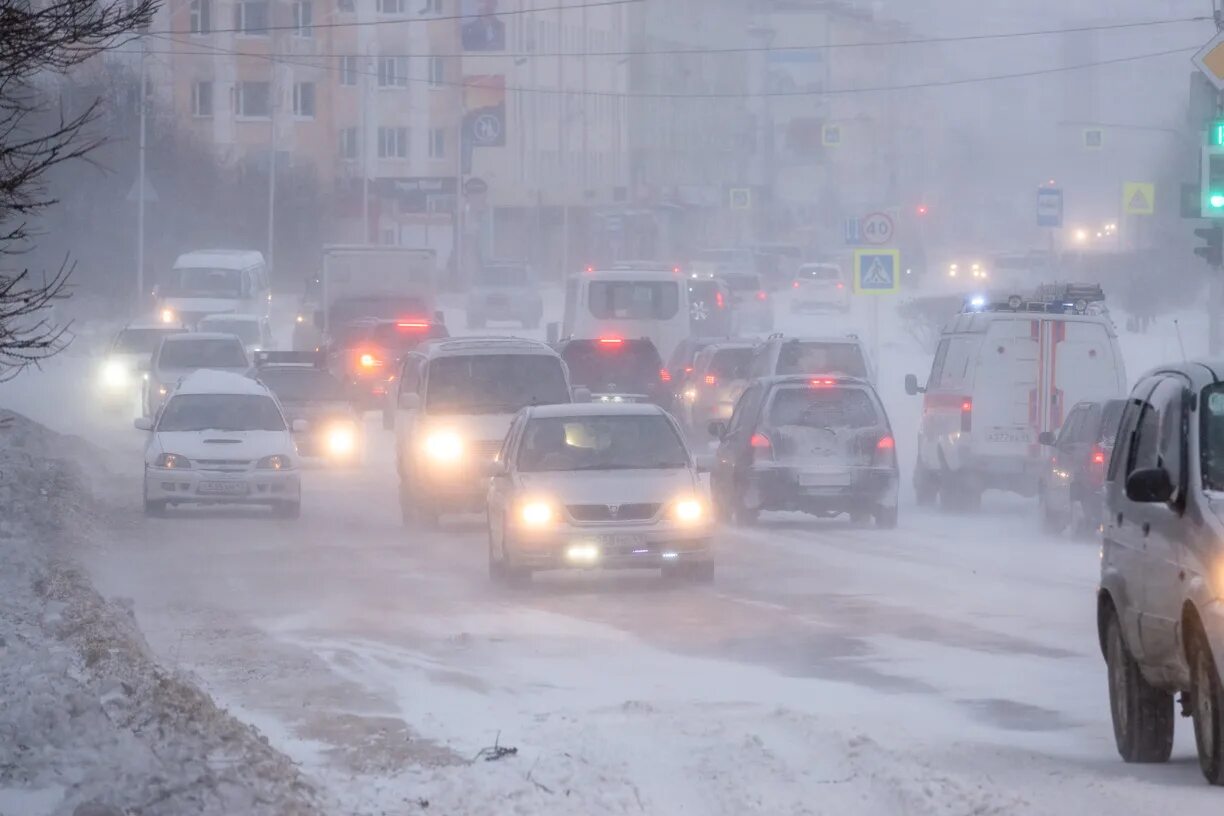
[{"xmin": 1174, "ymin": 319, "xmax": 1188, "ymax": 363}]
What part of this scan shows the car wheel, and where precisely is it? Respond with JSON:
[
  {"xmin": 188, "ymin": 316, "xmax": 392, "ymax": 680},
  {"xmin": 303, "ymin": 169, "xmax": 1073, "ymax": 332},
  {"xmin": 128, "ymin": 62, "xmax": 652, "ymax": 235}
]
[
  {"xmin": 143, "ymin": 496, "xmax": 167, "ymax": 517},
  {"xmin": 1191, "ymin": 626, "xmax": 1224, "ymax": 784},
  {"xmin": 849, "ymin": 509, "xmax": 872, "ymax": 526},
  {"xmin": 875, "ymin": 506, "xmax": 898, "ymax": 529},
  {"xmin": 496, "ymin": 520, "xmax": 532, "ymax": 588},
  {"xmin": 1039, "ymin": 489, "xmax": 1068, "ymax": 534},
  {"xmin": 274, "ymin": 500, "xmax": 301, "ymax": 519},
  {"xmin": 488, "ymin": 524, "xmax": 507, "ymax": 584},
  {"xmin": 1105, "ymin": 609, "xmax": 1174, "ymax": 763}
]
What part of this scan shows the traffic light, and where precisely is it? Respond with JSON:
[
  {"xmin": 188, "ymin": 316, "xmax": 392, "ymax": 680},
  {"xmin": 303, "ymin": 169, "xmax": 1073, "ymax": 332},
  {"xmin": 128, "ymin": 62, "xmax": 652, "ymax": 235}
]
[
  {"xmin": 1202, "ymin": 145, "xmax": 1224, "ymax": 217},
  {"xmin": 1195, "ymin": 224, "xmax": 1223, "ymax": 266}
]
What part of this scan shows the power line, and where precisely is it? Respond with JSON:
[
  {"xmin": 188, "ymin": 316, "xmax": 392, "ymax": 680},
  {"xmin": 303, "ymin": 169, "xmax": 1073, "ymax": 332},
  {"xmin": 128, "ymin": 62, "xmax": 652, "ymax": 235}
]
[
  {"xmin": 150, "ymin": 0, "xmax": 641, "ymax": 37},
  {"xmin": 152, "ymin": 14, "xmax": 1212, "ymax": 59},
  {"xmin": 141, "ymin": 33, "xmax": 1202, "ymax": 100}
]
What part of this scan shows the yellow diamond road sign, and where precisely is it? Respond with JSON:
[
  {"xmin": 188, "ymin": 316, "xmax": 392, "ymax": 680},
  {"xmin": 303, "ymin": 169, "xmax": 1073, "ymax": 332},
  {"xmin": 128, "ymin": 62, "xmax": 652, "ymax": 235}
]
[
  {"xmin": 1195, "ymin": 31, "xmax": 1224, "ymax": 91},
  {"xmin": 1123, "ymin": 182, "xmax": 1155, "ymax": 216}
]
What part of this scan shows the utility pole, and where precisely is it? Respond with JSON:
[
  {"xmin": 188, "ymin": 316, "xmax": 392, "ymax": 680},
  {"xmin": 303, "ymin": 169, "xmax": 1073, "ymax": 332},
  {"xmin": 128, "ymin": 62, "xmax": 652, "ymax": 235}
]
[
  {"xmin": 362, "ymin": 48, "xmax": 372, "ymax": 243},
  {"xmin": 1212, "ymin": 0, "xmax": 1224, "ymax": 354},
  {"xmin": 266, "ymin": 15, "xmax": 278, "ymax": 276},
  {"xmin": 136, "ymin": 35, "xmax": 148, "ymax": 307}
]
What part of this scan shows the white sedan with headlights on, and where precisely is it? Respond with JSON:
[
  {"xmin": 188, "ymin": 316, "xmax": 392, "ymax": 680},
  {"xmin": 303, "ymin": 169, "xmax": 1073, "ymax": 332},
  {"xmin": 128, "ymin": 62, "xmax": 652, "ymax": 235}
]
[
  {"xmin": 97, "ymin": 319, "xmax": 186, "ymax": 413},
  {"xmin": 135, "ymin": 369, "xmax": 303, "ymax": 518},
  {"xmin": 486, "ymin": 403, "xmax": 715, "ymax": 585}
]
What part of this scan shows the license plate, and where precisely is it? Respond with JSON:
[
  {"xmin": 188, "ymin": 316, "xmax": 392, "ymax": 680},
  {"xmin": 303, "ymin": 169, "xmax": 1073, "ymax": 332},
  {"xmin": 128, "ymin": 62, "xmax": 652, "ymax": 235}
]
[
  {"xmin": 799, "ymin": 471, "xmax": 851, "ymax": 487},
  {"xmin": 594, "ymin": 534, "xmax": 647, "ymax": 549},
  {"xmin": 198, "ymin": 480, "xmax": 249, "ymax": 496},
  {"xmin": 987, "ymin": 431, "xmax": 1028, "ymax": 444}
]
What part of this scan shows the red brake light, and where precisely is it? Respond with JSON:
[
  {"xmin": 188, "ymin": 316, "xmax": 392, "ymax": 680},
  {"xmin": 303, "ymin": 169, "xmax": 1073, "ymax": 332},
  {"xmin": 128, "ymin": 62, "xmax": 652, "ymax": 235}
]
[
  {"xmin": 585, "ymin": 265, "xmax": 595, "ymax": 274},
  {"xmin": 396, "ymin": 320, "xmax": 428, "ymax": 330},
  {"xmin": 756, "ymin": 290, "xmax": 768, "ymax": 301},
  {"xmin": 358, "ymin": 352, "xmax": 381, "ymax": 369},
  {"xmin": 598, "ymin": 337, "xmax": 623, "ymax": 345},
  {"xmin": 750, "ymin": 433, "xmax": 771, "ymax": 449},
  {"xmin": 876, "ymin": 435, "xmax": 895, "ymax": 450},
  {"xmin": 810, "ymin": 378, "xmax": 836, "ymax": 387},
  {"xmin": 684, "ymin": 366, "xmax": 694, "ymax": 374},
  {"xmin": 836, "ymin": 282, "xmax": 845, "ymax": 290},
  {"xmin": 960, "ymin": 398, "xmax": 972, "ymax": 432},
  {"xmin": 1091, "ymin": 446, "xmax": 1106, "ymax": 465},
  {"xmin": 716, "ymin": 292, "xmax": 725, "ymax": 309},
  {"xmin": 705, "ymin": 374, "xmax": 718, "ymax": 386},
  {"xmin": 672, "ymin": 266, "xmax": 681, "ymax": 275},
  {"xmin": 961, "ymin": 399, "xmax": 972, "ymax": 413},
  {"xmin": 792, "ymin": 280, "xmax": 800, "ymax": 289},
  {"xmin": 660, "ymin": 368, "xmax": 672, "ymax": 383}
]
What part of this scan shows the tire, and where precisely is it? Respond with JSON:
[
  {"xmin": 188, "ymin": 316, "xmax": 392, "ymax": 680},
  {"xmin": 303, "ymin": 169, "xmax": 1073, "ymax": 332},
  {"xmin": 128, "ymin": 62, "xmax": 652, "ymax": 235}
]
[
  {"xmin": 849, "ymin": 509, "xmax": 872, "ymax": 526},
  {"xmin": 143, "ymin": 497, "xmax": 167, "ymax": 517},
  {"xmin": 1104, "ymin": 610, "xmax": 1174, "ymax": 764},
  {"xmin": 1039, "ymin": 487, "xmax": 1068, "ymax": 534},
  {"xmin": 493, "ymin": 520, "xmax": 531, "ymax": 587},
  {"xmin": 875, "ymin": 506, "xmax": 898, "ymax": 529},
  {"xmin": 1190, "ymin": 626, "xmax": 1224, "ymax": 784},
  {"xmin": 274, "ymin": 500, "xmax": 301, "ymax": 519},
  {"xmin": 488, "ymin": 525, "xmax": 507, "ymax": 584}
]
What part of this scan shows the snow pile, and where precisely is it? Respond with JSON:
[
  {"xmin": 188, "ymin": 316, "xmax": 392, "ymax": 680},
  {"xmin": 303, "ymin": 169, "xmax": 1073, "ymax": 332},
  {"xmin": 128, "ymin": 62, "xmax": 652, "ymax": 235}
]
[{"xmin": 0, "ymin": 410, "xmax": 324, "ymax": 816}]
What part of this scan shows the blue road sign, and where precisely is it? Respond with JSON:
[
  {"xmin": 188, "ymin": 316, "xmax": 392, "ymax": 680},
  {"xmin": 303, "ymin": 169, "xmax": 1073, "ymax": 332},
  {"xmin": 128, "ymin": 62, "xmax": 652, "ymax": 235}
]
[
  {"xmin": 853, "ymin": 249, "xmax": 900, "ymax": 295},
  {"xmin": 844, "ymin": 217, "xmax": 862, "ymax": 245},
  {"xmin": 1037, "ymin": 187, "xmax": 1063, "ymax": 228}
]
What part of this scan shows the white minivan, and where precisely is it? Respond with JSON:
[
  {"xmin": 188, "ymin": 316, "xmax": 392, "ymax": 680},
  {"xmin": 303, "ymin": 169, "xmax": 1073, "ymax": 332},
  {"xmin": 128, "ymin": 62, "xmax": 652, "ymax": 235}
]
[
  {"xmin": 156, "ymin": 250, "xmax": 270, "ymax": 328},
  {"xmin": 904, "ymin": 293, "xmax": 1126, "ymax": 510},
  {"xmin": 559, "ymin": 265, "xmax": 690, "ymax": 364}
]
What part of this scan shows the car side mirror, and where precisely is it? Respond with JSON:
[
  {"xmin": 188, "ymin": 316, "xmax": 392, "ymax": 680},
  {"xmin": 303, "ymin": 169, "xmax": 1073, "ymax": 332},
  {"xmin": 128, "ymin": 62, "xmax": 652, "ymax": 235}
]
[
  {"xmin": 398, "ymin": 392, "xmax": 420, "ymax": 411},
  {"xmin": 1038, "ymin": 431, "xmax": 1057, "ymax": 447},
  {"xmin": 133, "ymin": 417, "xmax": 153, "ymax": 432},
  {"xmin": 291, "ymin": 419, "xmax": 309, "ymax": 433},
  {"xmin": 1125, "ymin": 467, "xmax": 1174, "ymax": 503},
  {"xmin": 904, "ymin": 374, "xmax": 924, "ymax": 396},
  {"xmin": 708, "ymin": 420, "xmax": 727, "ymax": 440},
  {"xmin": 572, "ymin": 386, "xmax": 592, "ymax": 403}
]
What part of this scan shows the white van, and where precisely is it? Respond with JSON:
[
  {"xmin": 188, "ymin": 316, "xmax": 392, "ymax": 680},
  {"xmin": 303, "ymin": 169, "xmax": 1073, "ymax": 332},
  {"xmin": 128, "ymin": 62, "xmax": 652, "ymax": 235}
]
[
  {"xmin": 156, "ymin": 250, "xmax": 269, "ymax": 328},
  {"xmin": 560, "ymin": 266, "xmax": 690, "ymax": 363},
  {"xmin": 904, "ymin": 294, "xmax": 1126, "ymax": 510}
]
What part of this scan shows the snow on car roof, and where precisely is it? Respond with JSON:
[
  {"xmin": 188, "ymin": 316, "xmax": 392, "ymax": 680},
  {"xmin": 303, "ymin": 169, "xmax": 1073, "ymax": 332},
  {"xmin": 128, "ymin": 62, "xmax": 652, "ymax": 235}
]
[
  {"xmin": 527, "ymin": 402, "xmax": 664, "ymax": 419},
  {"xmin": 161, "ymin": 332, "xmax": 245, "ymax": 344},
  {"xmin": 173, "ymin": 369, "xmax": 267, "ymax": 396}
]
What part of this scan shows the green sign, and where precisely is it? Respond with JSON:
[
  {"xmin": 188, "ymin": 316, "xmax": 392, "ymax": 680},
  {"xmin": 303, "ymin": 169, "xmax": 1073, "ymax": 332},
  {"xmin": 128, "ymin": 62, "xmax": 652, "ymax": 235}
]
[{"xmin": 1210, "ymin": 121, "xmax": 1224, "ymax": 147}]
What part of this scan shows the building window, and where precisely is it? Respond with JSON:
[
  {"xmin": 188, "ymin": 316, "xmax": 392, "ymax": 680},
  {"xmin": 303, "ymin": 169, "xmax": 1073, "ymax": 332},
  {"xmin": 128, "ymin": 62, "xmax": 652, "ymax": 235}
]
[
  {"xmin": 292, "ymin": 1, "xmax": 312, "ymax": 36},
  {"xmin": 234, "ymin": 0, "xmax": 269, "ymax": 35},
  {"xmin": 377, "ymin": 0, "xmax": 405, "ymax": 14},
  {"xmin": 423, "ymin": 0, "xmax": 443, "ymax": 12},
  {"xmin": 428, "ymin": 56, "xmax": 444, "ymax": 88},
  {"xmin": 236, "ymin": 81, "xmax": 271, "ymax": 117},
  {"xmin": 377, "ymin": 56, "xmax": 409, "ymax": 88},
  {"xmin": 337, "ymin": 0, "xmax": 353, "ymax": 9},
  {"xmin": 428, "ymin": 127, "xmax": 445, "ymax": 159},
  {"xmin": 339, "ymin": 127, "xmax": 359, "ymax": 159},
  {"xmin": 292, "ymin": 82, "xmax": 315, "ymax": 117},
  {"xmin": 338, "ymin": 55, "xmax": 358, "ymax": 86},
  {"xmin": 377, "ymin": 126, "xmax": 408, "ymax": 158},
  {"xmin": 189, "ymin": 0, "xmax": 211, "ymax": 33},
  {"xmin": 191, "ymin": 80, "xmax": 213, "ymax": 116}
]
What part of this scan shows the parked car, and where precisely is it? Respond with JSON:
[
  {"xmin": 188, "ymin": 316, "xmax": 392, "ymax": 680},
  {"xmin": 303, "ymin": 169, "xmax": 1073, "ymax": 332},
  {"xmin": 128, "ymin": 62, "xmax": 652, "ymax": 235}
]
[{"xmin": 1037, "ymin": 398, "xmax": 1125, "ymax": 534}]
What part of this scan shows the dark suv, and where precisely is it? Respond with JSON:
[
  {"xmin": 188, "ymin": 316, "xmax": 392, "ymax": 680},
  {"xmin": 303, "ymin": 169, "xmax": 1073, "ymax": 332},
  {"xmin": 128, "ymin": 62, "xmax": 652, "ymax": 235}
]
[
  {"xmin": 1038, "ymin": 398, "xmax": 1125, "ymax": 534},
  {"xmin": 1098, "ymin": 361, "xmax": 1224, "ymax": 784},
  {"xmin": 708, "ymin": 375, "xmax": 898, "ymax": 527}
]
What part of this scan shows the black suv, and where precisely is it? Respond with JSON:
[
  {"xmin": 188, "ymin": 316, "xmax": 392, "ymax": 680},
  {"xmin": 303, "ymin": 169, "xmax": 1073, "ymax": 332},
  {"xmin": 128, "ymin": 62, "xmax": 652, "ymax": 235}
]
[
  {"xmin": 1098, "ymin": 361, "xmax": 1224, "ymax": 784},
  {"xmin": 1038, "ymin": 398, "xmax": 1125, "ymax": 535},
  {"xmin": 557, "ymin": 338, "xmax": 673, "ymax": 409},
  {"xmin": 708, "ymin": 375, "xmax": 898, "ymax": 527}
]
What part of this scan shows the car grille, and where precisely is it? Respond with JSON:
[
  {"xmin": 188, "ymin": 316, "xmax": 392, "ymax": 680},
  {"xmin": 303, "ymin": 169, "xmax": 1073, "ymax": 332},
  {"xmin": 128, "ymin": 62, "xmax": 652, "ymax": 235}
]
[
  {"xmin": 194, "ymin": 459, "xmax": 252, "ymax": 472},
  {"xmin": 567, "ymin": 503, "xmax": 660, "ymax": 522}
]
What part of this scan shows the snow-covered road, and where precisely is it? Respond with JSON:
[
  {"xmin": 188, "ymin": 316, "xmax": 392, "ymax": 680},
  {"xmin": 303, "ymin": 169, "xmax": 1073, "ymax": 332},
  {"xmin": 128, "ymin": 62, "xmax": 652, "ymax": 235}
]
[{"xmin": 4, "ymin": 291, "xmax": 1222, "ymax": 814}]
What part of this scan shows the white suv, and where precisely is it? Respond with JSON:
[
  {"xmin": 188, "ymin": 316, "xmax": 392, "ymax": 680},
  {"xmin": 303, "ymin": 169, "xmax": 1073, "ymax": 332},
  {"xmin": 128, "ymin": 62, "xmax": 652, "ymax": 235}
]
[{"xmin": 135, "ymin": 370, "xmax": 302, "ymax": 518}]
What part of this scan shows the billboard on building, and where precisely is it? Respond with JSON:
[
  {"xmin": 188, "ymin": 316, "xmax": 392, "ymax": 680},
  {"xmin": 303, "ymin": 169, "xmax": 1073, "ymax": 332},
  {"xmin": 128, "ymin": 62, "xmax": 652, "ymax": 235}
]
[{"xmin": 460, "ymin": 0, "xmax": 505, "ymax": 52}]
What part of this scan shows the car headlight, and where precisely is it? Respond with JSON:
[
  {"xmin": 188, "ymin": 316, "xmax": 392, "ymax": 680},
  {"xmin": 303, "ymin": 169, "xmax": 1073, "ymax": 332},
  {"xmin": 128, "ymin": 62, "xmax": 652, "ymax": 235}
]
[
  {"xmin": 422, "ymin": 430, "xmax": 464, "ymax": 463},
  {"xmin": 100, "ymin": 359, "xmax": 128, "ymax": 389},
  {"xmin": 672, "ymin": 496, "xmax": 705, "ymax": 524},
  {"xmin": 257, "ymin": 454, "xmax": 291, "ymax": 470},
  {"xmin": 519, "ymin": 499, "xmax": 556, "ymax": 527},
  {"xmin": 325, "ymin": 422, "xmax": 357, "ymax": 457},
  {"xmin": 157, "ymin": 385, "xmax": 168, "ymax": 397},
  {"xmin": 153, "ymin": 453, "xmax": 191, "ymax": 469},
  {"xmin": 160, "ymin": 307, "xmax": 176, "ymax": 324}
]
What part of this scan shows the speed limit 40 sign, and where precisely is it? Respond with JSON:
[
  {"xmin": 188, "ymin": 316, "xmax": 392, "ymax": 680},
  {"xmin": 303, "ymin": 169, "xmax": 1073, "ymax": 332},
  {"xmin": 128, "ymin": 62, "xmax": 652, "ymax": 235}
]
[{"xmin": 861, "ymin": 212, "xmax": 894, "ymax": 245}]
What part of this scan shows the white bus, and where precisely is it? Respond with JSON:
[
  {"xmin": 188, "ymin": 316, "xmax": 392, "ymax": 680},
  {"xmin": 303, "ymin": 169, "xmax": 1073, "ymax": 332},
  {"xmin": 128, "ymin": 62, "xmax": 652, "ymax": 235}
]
[{"xmin": 559, "ymin": 265, "xmax": 691, "ymax": 363}]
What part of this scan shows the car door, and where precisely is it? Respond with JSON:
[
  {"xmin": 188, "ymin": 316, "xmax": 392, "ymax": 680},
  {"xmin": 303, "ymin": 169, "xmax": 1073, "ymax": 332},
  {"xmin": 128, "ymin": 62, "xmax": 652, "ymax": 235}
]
[
  {"xmin": 1127, "ymin": 376, "xmax": 1189, "ymax": 667},
  {"xmin": 1053, "ymin": 404, "xmax": 1086, "ymax": 488},
  {"xmin": 487, "ymin": 413, "xmax": 524, "ymax": 550},
  {"xmin": 716, "ymin": 383, "xmax": 765, "ymax": 495},
  {"xmin": 394, "ymin": 354, "xmax": 425, "ymax": 469}
]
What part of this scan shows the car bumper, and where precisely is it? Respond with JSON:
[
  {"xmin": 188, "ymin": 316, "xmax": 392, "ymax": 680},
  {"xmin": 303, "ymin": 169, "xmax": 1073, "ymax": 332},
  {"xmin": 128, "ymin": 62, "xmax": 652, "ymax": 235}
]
[
  {"xmin": 746, "ymin": 465, "xmax": 898, "ymax": 512},
  {"xmin": 508, "ymin": 523, "xmax": 713, "ymax": 571},
  {"xmin": 144, "ymin": 468, "xmax": 301, "ymax": 504}
]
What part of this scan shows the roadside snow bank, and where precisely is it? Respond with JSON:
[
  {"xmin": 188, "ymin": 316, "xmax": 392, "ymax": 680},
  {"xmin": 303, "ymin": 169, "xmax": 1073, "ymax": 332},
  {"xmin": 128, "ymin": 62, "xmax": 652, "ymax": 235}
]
[{"xmin": 0, "ymin": 410, "xmax": 324, "ymax": 816}]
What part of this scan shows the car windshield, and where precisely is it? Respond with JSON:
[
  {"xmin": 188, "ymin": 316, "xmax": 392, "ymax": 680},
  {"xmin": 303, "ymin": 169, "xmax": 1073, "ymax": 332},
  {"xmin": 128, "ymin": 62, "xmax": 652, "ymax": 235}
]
[
  {"xmin": 369, "ymin": 322, "xmax": 447, "ymax": 352},
  {"xmin": 258, "ymin": 370, "xmax": 348, "ymax": 403},
  {"xmin": 159, "ymin": 339, "xmax": 248, "ymax": 369},
  {"xmin": 199, "ymin": 319, "xmax": 261, "ymax": 344},
  {"xmin": 1203, "ymin": 385, "xmax": 1224, "ymax": 491},
  {"xmin": 163, "ymin": 267, "xmax": 244, "ymax": 298},
  {"xmin": 329, "ymin": 297, "xmax": 430, "ymax": 326},
  {"xmin": 517, "ymin": 414, "xmax": 689, "ymax": 472},
  {"xmin": 708, "ymin": 348, "xmax": 752, "ymax": 379},
  {"xmin": 801, "ymin": 266, "xmax": 841, "ymax": 281},
  {"xmin": 588, "ymin": 281, "xmax": 680, "ymax": 320},
  {"xmin": 561, "ymin": 341, "xmax": 661, "ymax": 393},
  {"xmin": 1098, "ymin": 400, "xmax": 1125, "ymax": 446},
  {"xmin": 426, "ymin": 354, "xmax": 570, "ymax": 414},
  {"xmin": 114, "ymin": 328, "xmax": 183, "ymax": 354},
  {"xmin": 477, "ymin": 265, "xmax": 528, "ymax": 286},
  {"xmin": 720, "ymin": 273, "xmax": 760, "ymax": 291},
  {"xmin": 768, "ymin": 387, "xmax": 879, "ymax": 430},
  {"xmin": 157, "ymin": 394, "xmax": 285, "ymax": 432},
  {"xmin": 776, "ymin": 341, "xmax": 868, "ymax": 378}
]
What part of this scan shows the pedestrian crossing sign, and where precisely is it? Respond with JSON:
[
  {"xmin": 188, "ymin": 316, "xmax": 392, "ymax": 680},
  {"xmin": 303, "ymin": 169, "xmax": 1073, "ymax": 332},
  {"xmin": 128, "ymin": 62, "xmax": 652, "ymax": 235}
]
[
  {"xmin": 853, "ymin": 249, "xmax": 900, "ymax": 295},
  {"xmin": 1123, "ymin": 181, "xmax": 1155, "ymax": 216}
]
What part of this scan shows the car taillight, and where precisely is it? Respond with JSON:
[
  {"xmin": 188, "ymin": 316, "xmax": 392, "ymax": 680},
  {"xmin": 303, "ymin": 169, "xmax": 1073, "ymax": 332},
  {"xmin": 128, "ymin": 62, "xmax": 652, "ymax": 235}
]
[
  {"xmin": 660, "ymin": 368, "xmax": 672, "ymax": 383},
  {"xmin": 756, "ymin": 290, "xmax": 768, "ymax": 301},
  {"xmin": 359, "ymin": 352, "xmax": 382, "ymax": 369},
  {"xmin": 874, "ymin": 434, "xmax": 896, "ymax": 466},
  {"xmin": 599, "ymin": 337, "xmax": 622, "ymax": 345},
  {"xmin": 960, "ymin": 398, "xmax": 972, "ymax": 432},
  {"xmin": 792, "ymin": 281, "xmax": 800, "ymax": 289},
  {"xmin": 716, "ymin": 292, "xmax": 725, "ymax": 309},
  {"xmin": 1091, "ymin": 445, "xmax": 1106, "ymax": 466},
  {"xmin": 836, "ymin": 282, "xmax": 845, "ymax": 290},
  {"xmin": 396, "ymin": 321, "xmax": 429, "ymax": 330},
  {"xmin": 705, "ymin": 374, "xmax": 718, "ymax": 386},
  {"xmin": 810, "ymin": 378, "xmax": 836, "ymax": 387},
  {"xmin": 750, "ymin": 433, "xmax": 772, "ymax": 460}
]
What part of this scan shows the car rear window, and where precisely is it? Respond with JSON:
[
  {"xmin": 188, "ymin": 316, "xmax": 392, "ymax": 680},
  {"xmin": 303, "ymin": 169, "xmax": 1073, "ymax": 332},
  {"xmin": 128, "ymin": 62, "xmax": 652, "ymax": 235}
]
[
  {"xmin": 708, "ymin": 348, "xmax": 751, "ymax": 378},
  {"xmin": 720, "ymin": 273, "xmax": 760, "ymax": 291},
  {"xmin": 562, "ymin": 341, "xmax": 662, "ymax": 393},
  {"xmin": 426, "ymin": 354, "xmax": 570, "ymax": 414},
  {"xmin": 199, "ymin": 318, "xmax": 261, "ymax": 344},
  {"xmin": 115, "ymin": 328, "xmax": 184, "ymax": 354},
  {"xmin": 477, "ymin": 265, "xmax": 528, "ymax": 286},
  {"xmin": 160, "ymin": 338, "xmax": 247, "ymax": 369},
  {"xmin": 588, "ymin": 281, "xmax": 680, "ymax": 320},
  {"xmin": 776, "ymin": 341, "xmax": 867, "ymax": 378},
  {"xmin": 768, "ymin": 387, "xmax": 880, "ymax": 430},
  {"xmin": 370, "ymin": 321, "xmax": 447, "ymax": 351},
  {"xmin": 329, "ymin": 296, "xmax": 430, "ymax": 326},
  {"xmin": 259, "ymin": 370, "xmax": 348, "ymax": 403},
  {"xmin": 800, "ymin": 266, "xmax": 841, "ymax": 281}
]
